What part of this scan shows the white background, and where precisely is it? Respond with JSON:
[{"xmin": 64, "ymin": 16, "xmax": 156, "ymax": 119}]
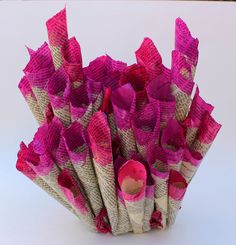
[{"xmin": 0, "ymin": 1, "xmax": 236, "ymax": 245}]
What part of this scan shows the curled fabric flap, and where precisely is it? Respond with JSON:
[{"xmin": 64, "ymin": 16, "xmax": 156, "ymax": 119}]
[
  {"xmin": 146, "ymin": 73, "xmax": 176, "ymax": 128},
  {"xmin": 61, "ymin": 37, "xmax": 83, "ymax": 87},
  {"xmin": 171, "ymin": 18, "xmax": 199, "ymax": 121},
  {"xmin": 24, "ymin": 42, "xmax": 55, "ymax": 116},
  {"xmin": 69, "ymin": 83, "xmax": 90, "ymax": 124},
  {"xmin": 111, "ymin": 83, "xmax": 137, "ymax": 159},
  {"xmin": 175, "ymin": 18, "xmax": 199, "ymax": 67},
  {"xmin": 161, "ymin": 119, "xmax": 186, "ymax": 171},
  {"xmin": 135, "ymin": 37, "xmax": 163, "ymax": 80},
  {"xmin": 180, "ymin": 147, "xmax": 203, "ymax": 184},
  {"xmin": 191, "ymin": 111, "xmax": 222, "ymax": 157},
  {"xmin": 18, "ymin": 76, "xmax": 45, "ymax": 124},
  {"xmin": 58, "ymin": 169, "xmax": 96, "ymax": 231},
  {"xmin": 63, "ymin": 121, "xmax": 105, "ymax": 217},
  {"xmin": 84, "ymin": 55, "xmax": 127, "ymax": 91},
  {"xmin": 87, "ymin": 111, "xmax": 120, "ymax": 234},
  {"xmin": 168, "ymin": 170, "xmax": 188, "ymax": 226},
  {"xmin": 46, "ymin": 7, "xmax": 68, "ymax": 69},
  {"xmin": 147, "ymin": 144, "xmax": 169, "ymax": 229},
  {"xmin": 47, "ymin": 67, "xmax": 71, "ymax": 126},
  {"xmin": 118, "ymin": 160, "xmax": 147, "ymax": 234},
  {"xmin": 16, "ymin": 142, "xmax": 78, "ymax": 216},
  {"xmin": 132, "ymin": 101, "xmax": 160, "ymax": 158},
  {"xmin": 183, "ymin": 87, "xmax": 214, "ymax": 146}
]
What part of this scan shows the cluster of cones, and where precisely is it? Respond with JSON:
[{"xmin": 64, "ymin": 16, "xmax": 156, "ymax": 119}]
[{"xmin": 16, "ymin": 8, "xmax": 221, "ymax": 235}]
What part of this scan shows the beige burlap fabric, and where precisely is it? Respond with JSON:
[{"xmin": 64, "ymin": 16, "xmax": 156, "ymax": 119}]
[
  {"xmin": 124, "ymin": 199, "xmax": 145, "ymax": 234},
  {"xmin": 171, "ymin": 83, "xmax": 192, "ymax": 122},
  {"xmin": 25, "ymin": 95, "xmax": 45, "ymax": 125},
  {"xmin": 32, "ymin": 87, "xmax": 50, "ymax": 117},
  {"xmin": 152, "ymin": 175, "xmax": 168, "ymax": 229},
  {"xmin": 53, "ymin": 104, "xmax": 71, "ymax": 127},
  {"xmin": 168, "ymin": 197, "xmax": 182, "ymax": 226},
  {"xmin": 93, "ymin": 160, "xmax": 119, "ymax": 234},
  {"xmin": 73, "ymin": 155, "xmax": 104, "ymax": 217},
  {"xmin": 117, "ymin": 128, "xmax": 137, "ymax": 159},
  {"xmin": 143, "ymin": 189, "xmax": 155, "ymax": 232},
  {"xmin": 191, "ymin": 139, "xmax": 212, "ymax": 157}
]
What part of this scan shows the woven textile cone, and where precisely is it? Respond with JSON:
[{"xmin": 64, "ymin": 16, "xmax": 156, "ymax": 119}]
[
  {"xmin": 183, "ymin": 87, "xmax": 214, "ymax": 146},
  {"xmin": 87, "ymin": 111, "xmax": 119, "ymax": 234},
  {"xmin": 111, "ymin": 83, "xmax": 137, "ymax": 159},
  {"xmin": 191, "ymin": 111, "xmax": 221, "ymax": 157},
  {"xmin": 146, "ymin": 72, "xmax": 176, "ymax": 130},
  {"xmin": 58, "ymin": 169, "xmax": 96, "ymax": 231},
  {"xmin": 180, "ymin": 148, "xmax": 203, "ymax": 184},
  {"xmin": 18, "ymin": 77, "xmax": 45, "ymax": 124},
  {"xmin": 132, "ymin": 101, "xmax": 160, "ymax": 159},
  {"xmin": 61, "ymin": 37, "xmax": 83, "ymax": 87},
  {"xmin": 147, "ymin": 145, "xmax": 169, "ymax": 229},
  {"xmin": 47, "ymin": 67, "xmax": 71, "ymax": 126},
  {"xmin": 168, "ymin": 170, "xmax": 188, "ymax": 226},
  {"xmin": 171, "ymin": 18, "xmax": 199, "ymax": 121},
  {"xmin": 63, "ymin": 121, "xmax": 104, "ymax": 217},
  {"xmin": 16, "ymin": 142, "xmax": 77, "ymax": 217},
  {"xmin": 32, "ymin": 119, "xmax": 96, "ymax": 229},
  {"xmin": 161, "ymin": 119, "xmax": 185, "ymax": 171},
  {"xmin": 143, "ymin": 184, "xmax": 155, "ymax": 232},
  {"xmin": 118, "ymin": 160, "xmax": 147, "ymax": 234},
  {"xmin": 46, "ymin": 8, "xmax": 68, "ymax": 70},
  {"xmin": 24, "ymin": 43, "xmax": 55, "ymax": 116},
  {"xmin": 135, "ymin": 37, "xmax": 163, "ymax": 81}
]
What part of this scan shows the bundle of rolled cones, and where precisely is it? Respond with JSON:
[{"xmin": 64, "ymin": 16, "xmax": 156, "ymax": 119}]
[{"xmin": 16, "ymin": 8, "xmax": 221, "ymax": 235}]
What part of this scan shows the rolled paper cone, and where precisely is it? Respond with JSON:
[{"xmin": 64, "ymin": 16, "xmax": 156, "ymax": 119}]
[
  {"xmin": 87, "ymin": 111, "xmax": 119, "ymax": 234},
  {"xmin": 146, "ymin": 72, "xmax": 176, "ymax": 129},
  {"xmin": 118, "ymin": 160, "xmax": 147, "ymax": 234},
  {"xmin": 132, "ymin": 101, "xmax": 160, "ymax": 159},
  {"xmin": 191, "ymin": 111, "xmax": 221, "ymax": 157},
  {"xmin": 143, "ymin": 184, "xmax": 155, "ymax": 232},
  {"xmin": 100, "ymin": 87, "xmax": 117, "ymax": 140},
  {"xmin": 61, "ymin": 37, "xmax": 83, "ymax": 87},
  {"xmin": 168, "ymin": 170, "xmax": 188, "ymax": 226},
  {"xmin": 63, "ymin": 121, "xmax": 104, "ymax": 217},
  {"xmin": 18, "ymin": 76, "xmax": 45, "ymax": 124},
  {"xmin": 135, "ymin": 37, "xmax": 163, "ymax": 80},
  {"xmin": 128, "ymin": 153, "xmax": 155, "ymax": 232},
  {"xmin": 114, "ymin": 156, "xmax": 134, "ymax": 234},
  {"xmin": 47, "ymin": 67, "xmax": 71, "ymax": 126},
  {"xmin": 171, "ymin": 51, "xmax": 195, "ymax": 122},
  {"xmin": 58, "ymin": 169, "xmax": 96, "ymax": 231},
  {"xmin": 111, "ymin": 83, "xmax": 137, "ymax": 159},
  {"xmin": 147, "ymin": 145, "xmax": 169, "ymax": 229},
  {"xmin": 180, "ymin": 148, "xmax": 203, "ymax": 184},
  {"xmin": 183, "ymin": 87, "xmax": 214, "ymax": 146},
  {"xmin": 46, "ymin": 8, "xmax": 68, "ymax": 69},
  {"xmin": 175, "ymin": 18, "xmax": 199, "ymax": 70},
  {"xmin": 16, "ymin": 142, "xmax": 77, "ymax": 217},
  {"xmin": 161, "ymin": 119, "xmax": 186, "ymax": 171},
  {"xmin": 171, "ymin": 18, "xmax": 199, "ymax": 122},
  {"xmin": 18, "ymin": 141, "xmax": 80, "ymax": 217},
  {"xmin": 24, "ymin": 42, "xmax": 55, "ymax": 116}
]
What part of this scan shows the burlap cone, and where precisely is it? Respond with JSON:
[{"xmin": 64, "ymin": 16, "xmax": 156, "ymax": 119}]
[
  {"xmin": 118, "ymin": 160, "xmax": 147, "ymax": 234},
  {"xmin": 63, "ymin": 121, "xmax": 104, "ymax": 217},
  {"xmin": 168, "ymin": 170, "xmax": 188, "ymax": 226},
  {"xmin": 46, "ymin": 8, "xmax": 68, "ymax": 69},
  {"xmin": 87, "ymin": 111, "xmax": 120, "ymax": 234},
  {"xmin": 18, "ymin": 76, "xmax": 45, "ymax": 124},
  {"xmin": 111, "ymin": 84, "xmax": 137, "ymax": 159}
]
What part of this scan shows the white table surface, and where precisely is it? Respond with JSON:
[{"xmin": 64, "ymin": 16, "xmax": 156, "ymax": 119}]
[{"xmin": 0, "ymin": 1, "xmax": 236, "ymax": 245}]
